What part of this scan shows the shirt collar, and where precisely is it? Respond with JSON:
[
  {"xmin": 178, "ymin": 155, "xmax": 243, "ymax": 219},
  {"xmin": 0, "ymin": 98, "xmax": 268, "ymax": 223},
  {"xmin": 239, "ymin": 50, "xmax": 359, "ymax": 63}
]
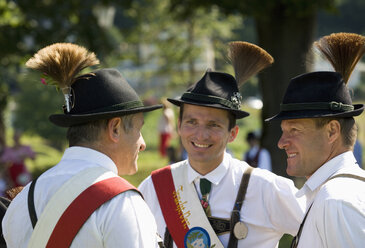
[
  {"xmin": 296, "ymin": 151, "xmax": 357, "ymax": 197},
  {"xmin": 62, "ymin": 146, "xmax": 118, "ymax": 175},
  {"xmin": 187, "ymin": 152, "xmax": 230, "ymax": 186}
]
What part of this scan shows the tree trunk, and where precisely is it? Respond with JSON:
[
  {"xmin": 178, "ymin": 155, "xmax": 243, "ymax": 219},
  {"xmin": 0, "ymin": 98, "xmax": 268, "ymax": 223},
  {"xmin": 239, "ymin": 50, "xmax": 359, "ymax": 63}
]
[
  {"xmin": 0, "ymin": 86, "xmax": 8, "ymax": 152},
  {"xmin": 255, "ymin": 8, "xmax": 317, "ymax": 177}
]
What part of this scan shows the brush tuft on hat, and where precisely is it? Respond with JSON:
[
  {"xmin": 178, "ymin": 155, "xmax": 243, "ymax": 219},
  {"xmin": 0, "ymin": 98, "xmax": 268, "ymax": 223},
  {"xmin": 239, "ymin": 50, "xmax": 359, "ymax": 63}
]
[
  {"xmin": 26, "ymin": 43, "xmax": 100, "ymax": 112},
  {"xmin": 314, "ymin": 32, "xmax": 365, "ymax": 84},
  {"xmin": 228, "ymin": 41, "xmax": 274, "ymax": 87}
]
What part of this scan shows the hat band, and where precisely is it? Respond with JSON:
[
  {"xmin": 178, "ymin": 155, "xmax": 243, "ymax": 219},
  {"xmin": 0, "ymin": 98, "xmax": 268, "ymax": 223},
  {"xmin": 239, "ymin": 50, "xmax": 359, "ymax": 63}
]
[
  {"xmin": 280, "ymin": 101, "xmax": 354, "ymax": 112},
  {"xmin": 80, "ymin": 100, "xmax": 144, "ymax": 114},
  {"xmin": 181, "ymin": 92, "xmax": 239, "ymax": 110}
]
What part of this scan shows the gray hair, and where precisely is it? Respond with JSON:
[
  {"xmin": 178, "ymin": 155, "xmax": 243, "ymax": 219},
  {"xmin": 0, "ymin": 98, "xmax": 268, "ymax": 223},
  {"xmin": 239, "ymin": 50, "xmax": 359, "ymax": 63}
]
[{"xmin": 67, "ymin": 114, "xmax": 135, "ymax": 146}]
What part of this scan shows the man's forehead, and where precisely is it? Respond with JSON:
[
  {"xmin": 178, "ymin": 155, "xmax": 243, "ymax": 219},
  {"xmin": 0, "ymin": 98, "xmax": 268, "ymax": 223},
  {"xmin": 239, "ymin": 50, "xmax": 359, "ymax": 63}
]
[
  {"xmin": 182, "ymin": 104, "xmax": 230, "ymax": 119},
  {"xmin": 281, "ymin": 118, "xmax": 315, "ymax": 127}
]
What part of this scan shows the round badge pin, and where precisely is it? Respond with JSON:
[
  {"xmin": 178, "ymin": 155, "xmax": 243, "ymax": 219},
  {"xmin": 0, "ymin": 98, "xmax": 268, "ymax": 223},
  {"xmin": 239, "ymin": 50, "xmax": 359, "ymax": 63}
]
[
  {"xmin": 233, "ymin": 222, "xmax": 248, "ymax": 240},
  {"xmin": 184, "ymin": 227, "xmax": 211, "ymax": 248}
]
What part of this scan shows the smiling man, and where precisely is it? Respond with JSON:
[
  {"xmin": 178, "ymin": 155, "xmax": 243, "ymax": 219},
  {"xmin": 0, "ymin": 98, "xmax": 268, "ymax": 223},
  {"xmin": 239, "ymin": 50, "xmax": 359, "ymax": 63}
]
[
  {"xmin": 266, "ymin": 33, "xmax": 365, "ymax": 248},
  {"xmin": 139, "ymin": 42, "xmax": 305, "ymax": 248}
]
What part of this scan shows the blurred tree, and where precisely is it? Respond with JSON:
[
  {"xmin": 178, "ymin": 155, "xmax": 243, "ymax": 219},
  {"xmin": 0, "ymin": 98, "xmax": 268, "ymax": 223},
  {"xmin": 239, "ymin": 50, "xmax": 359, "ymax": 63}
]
[
  {"xmin": 317, "ymin": 0, "xmax": 365, "ymax": 36},
  {"xmin": 0, "ymin": 0, "xmax": 123, "ymax": 147},
  {"xmin": 169, "ymin": 0, "xmax": 336, "ymax": 177},
  {"xmin": 13, "ymin": 73, "xmax": 66, "ymax": 149},
  {"xmin": 113, "ymin": 0, "xmax": 244, "ymax": 97}
]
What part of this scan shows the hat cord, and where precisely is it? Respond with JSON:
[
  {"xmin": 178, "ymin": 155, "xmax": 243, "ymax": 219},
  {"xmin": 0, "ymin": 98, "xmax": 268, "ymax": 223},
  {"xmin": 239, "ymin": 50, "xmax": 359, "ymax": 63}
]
[{"xmin": 280, "ymin": 101, "xmax": 354, "ymax": 112}]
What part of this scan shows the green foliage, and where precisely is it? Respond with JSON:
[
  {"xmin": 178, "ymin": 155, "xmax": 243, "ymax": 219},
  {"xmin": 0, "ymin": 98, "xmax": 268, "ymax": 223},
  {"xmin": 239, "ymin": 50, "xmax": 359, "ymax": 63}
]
[
  {"xmin": 318, "ymin": 0, "xmax": 365, "ymax": 36},
  {"xmin": 169, "ymin": 0, "xmax": 335, "ymax": 19},
  {"xmin": 13, "ymin": 72, "xmax": 67, "ymax": 149},
  {"xmin": 115, "ymin": 0, "xmax": 244, "ymax": 94},
  {"xmin": 0, "ymin": 0, "xmax": 24, "ymax": 26}
]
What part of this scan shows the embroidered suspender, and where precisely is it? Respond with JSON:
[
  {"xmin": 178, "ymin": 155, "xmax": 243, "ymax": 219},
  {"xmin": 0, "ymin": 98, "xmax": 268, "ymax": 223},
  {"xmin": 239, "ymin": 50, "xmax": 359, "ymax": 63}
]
[
  {"xmin": 290, "ymin": 173, "xmax": 365, "ymax": 248},
  {"xmin": 152, "ymin": 166, "xmax": 190, "ymax": 248}
]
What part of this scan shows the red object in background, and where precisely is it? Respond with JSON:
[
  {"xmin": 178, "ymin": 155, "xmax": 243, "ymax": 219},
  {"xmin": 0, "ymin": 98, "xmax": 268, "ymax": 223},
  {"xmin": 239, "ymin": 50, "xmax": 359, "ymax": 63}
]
[
  {"xmin": 7, "ymin": 162, "xmax": 32, "ymax": 187},
  {"xmin": 159, "ymin": 133, "xmax": 171, "ymax": 157}
]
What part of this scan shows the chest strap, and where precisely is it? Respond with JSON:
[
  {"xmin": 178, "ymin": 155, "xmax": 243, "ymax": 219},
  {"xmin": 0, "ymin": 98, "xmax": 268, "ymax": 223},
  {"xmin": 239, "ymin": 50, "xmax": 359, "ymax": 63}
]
[{"xmin": 227, "ymin": 166, "xmax": 253, "ymax": 248}]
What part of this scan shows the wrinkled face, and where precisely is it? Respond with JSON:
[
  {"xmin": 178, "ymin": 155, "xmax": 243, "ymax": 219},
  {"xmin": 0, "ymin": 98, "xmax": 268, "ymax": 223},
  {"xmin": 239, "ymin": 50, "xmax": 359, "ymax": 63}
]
[
  {"xmin": 278, "ymin": 118, "xmax": 331, "ymax": 178},
  {"xmin": 117, "ymin": 113, "xmax": 146, "ymax": 176},
  {"xmin": 178, "ymin": 104, "xmax": 238, "ymax": 174}
]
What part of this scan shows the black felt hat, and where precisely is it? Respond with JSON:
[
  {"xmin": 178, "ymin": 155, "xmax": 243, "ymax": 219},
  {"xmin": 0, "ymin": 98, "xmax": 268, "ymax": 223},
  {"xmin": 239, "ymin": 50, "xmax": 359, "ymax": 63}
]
[
  {"xmin": 50, "ymin": 68, "xmax": 162, "ymax": 127},
  {"xmin": 167, "ymin": 42, "xmax": 274, "ymax": 120},
  {"xmin": 266, "ymin": 71, "xmax": 364, "ymax": 121},
  {"xmin": 168, "ymin": 71, "xmax": 249, "ymax": 119}
]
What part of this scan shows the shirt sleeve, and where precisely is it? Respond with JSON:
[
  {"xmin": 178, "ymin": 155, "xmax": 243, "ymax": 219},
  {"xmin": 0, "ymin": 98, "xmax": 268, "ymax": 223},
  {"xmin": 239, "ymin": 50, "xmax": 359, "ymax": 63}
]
[{"xmin": 263, "ymin": 173, "xmax": 306, "ymax": 235}]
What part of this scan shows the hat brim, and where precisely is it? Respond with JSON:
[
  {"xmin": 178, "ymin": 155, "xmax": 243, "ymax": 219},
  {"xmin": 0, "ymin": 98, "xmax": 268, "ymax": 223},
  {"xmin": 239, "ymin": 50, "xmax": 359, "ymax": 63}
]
[
  {"xmin": 50, "ymin": 104, "xmax": 162, "ymax": 127},
  {"xmin": 168, "ymin": 98, "xmax": 249, "ymax": 119},
  {"xmin": 265, "ymin": 103, "xmax": 364, "ymax": 122}
]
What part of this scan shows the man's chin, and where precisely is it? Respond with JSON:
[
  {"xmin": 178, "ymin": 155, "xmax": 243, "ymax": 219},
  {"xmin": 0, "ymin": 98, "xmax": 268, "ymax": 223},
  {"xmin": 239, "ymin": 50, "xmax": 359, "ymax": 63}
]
[{"xmin": 286, "ymin": 165, "xmax": 297, "ymax": 177}]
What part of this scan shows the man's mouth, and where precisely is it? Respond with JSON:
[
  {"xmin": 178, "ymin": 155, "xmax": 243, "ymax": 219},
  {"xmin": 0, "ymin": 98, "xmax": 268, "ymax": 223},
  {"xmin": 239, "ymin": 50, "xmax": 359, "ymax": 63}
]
[
  {"xmin": 287, "ymin": 153, "xmax": 297, "ymax": 158},
  {"xmin": 192, "ymin": 142, "xmax": 210, "ymax": 148}
]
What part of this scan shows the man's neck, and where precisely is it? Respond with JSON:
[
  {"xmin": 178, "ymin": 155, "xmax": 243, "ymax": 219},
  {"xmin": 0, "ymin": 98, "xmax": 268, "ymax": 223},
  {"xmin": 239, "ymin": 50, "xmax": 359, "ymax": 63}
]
[{"xmin": 189, "ymin": 158, "xmax": 224, "ymax": 176}]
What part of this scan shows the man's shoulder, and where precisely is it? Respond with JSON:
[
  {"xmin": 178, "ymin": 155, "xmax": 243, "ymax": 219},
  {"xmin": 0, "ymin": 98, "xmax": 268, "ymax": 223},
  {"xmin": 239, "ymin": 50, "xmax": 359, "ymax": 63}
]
[{"xmin": 318, "ymin": 172, "xmax": 365, "ymax": 202}]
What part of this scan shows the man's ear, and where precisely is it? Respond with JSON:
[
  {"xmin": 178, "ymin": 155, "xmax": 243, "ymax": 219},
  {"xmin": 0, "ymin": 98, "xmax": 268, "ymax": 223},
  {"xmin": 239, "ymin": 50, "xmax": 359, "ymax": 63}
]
[
  {"xmin": 108, "ymin": 117, "xmax": 122, "ymax": 142},
  {"xmin": 327, "ymin": 120, "xmax": 341, "ymax": 144},
  {"xmin": 228, "ymin": 125, "xmax": 239, "ymax": 143}
]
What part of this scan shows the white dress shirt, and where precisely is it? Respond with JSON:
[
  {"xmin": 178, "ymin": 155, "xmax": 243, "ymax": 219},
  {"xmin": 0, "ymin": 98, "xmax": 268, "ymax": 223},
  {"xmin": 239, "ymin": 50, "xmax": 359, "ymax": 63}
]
[
  {"xmin": 2, "ymin": 146, "xmax": 160, "ymax": 248},
  {"xmin": 296, "ymin": 151, "xmax": 365, "ymax": 248},
  {"xmin": 139, "ymin": 152, "xmax": 305, "ymax": 248}
]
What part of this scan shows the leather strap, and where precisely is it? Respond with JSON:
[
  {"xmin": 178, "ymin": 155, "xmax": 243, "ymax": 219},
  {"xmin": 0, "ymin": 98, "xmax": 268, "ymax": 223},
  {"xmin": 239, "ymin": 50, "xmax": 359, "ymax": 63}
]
[
  {"xmin": 228, "ymin": 166, "xmax": 254, "ymax": 248},
  {"xmin": 208, "ymin": 216, "xmax": 231, "ymax": 235},
  {"xmin": 28, "ymin": 177, "xmax": 39, "ymax": 228}
]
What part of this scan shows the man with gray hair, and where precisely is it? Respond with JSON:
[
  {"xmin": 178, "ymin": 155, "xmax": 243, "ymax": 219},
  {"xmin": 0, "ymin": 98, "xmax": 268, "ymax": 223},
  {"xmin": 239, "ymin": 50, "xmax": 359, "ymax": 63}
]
[{"xmin": 2, "ymin": 43, "xmax": 163, "ymax": 247}]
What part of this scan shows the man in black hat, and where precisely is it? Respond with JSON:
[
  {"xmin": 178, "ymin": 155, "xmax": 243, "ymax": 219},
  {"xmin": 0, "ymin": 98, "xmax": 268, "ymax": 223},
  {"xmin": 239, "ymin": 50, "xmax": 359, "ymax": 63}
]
[
  {"xmin": 139, "ymin": 42, "xmax": 305, "ymax": 248},
  {"xmin": 266, "ymin": 33, "xmax": 365, "ymax": 248},
  {"xmin": 2, "ymin": 43, "xmax": 163, "ymax": 247}
]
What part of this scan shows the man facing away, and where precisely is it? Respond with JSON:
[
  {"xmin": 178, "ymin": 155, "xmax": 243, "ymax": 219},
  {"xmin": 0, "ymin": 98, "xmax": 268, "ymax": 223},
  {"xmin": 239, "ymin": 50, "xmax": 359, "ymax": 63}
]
[
  {"xmin": 139, "ymin": 41, "xmax": 305, "ymax": 248},
  {"xmin": 2, "ymin": 43, "xmax": 163, "ymax": 247},
  {"xmin": 266, "ymin": 32, "xmax": 365, "ymax": 248}
]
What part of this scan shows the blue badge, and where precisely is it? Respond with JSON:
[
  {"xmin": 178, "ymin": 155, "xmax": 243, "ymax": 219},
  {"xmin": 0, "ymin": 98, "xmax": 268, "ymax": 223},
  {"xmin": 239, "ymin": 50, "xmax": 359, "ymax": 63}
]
[{"xmin": 184, "ymin": 227, "xmax": 211, "ymax": 248}]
